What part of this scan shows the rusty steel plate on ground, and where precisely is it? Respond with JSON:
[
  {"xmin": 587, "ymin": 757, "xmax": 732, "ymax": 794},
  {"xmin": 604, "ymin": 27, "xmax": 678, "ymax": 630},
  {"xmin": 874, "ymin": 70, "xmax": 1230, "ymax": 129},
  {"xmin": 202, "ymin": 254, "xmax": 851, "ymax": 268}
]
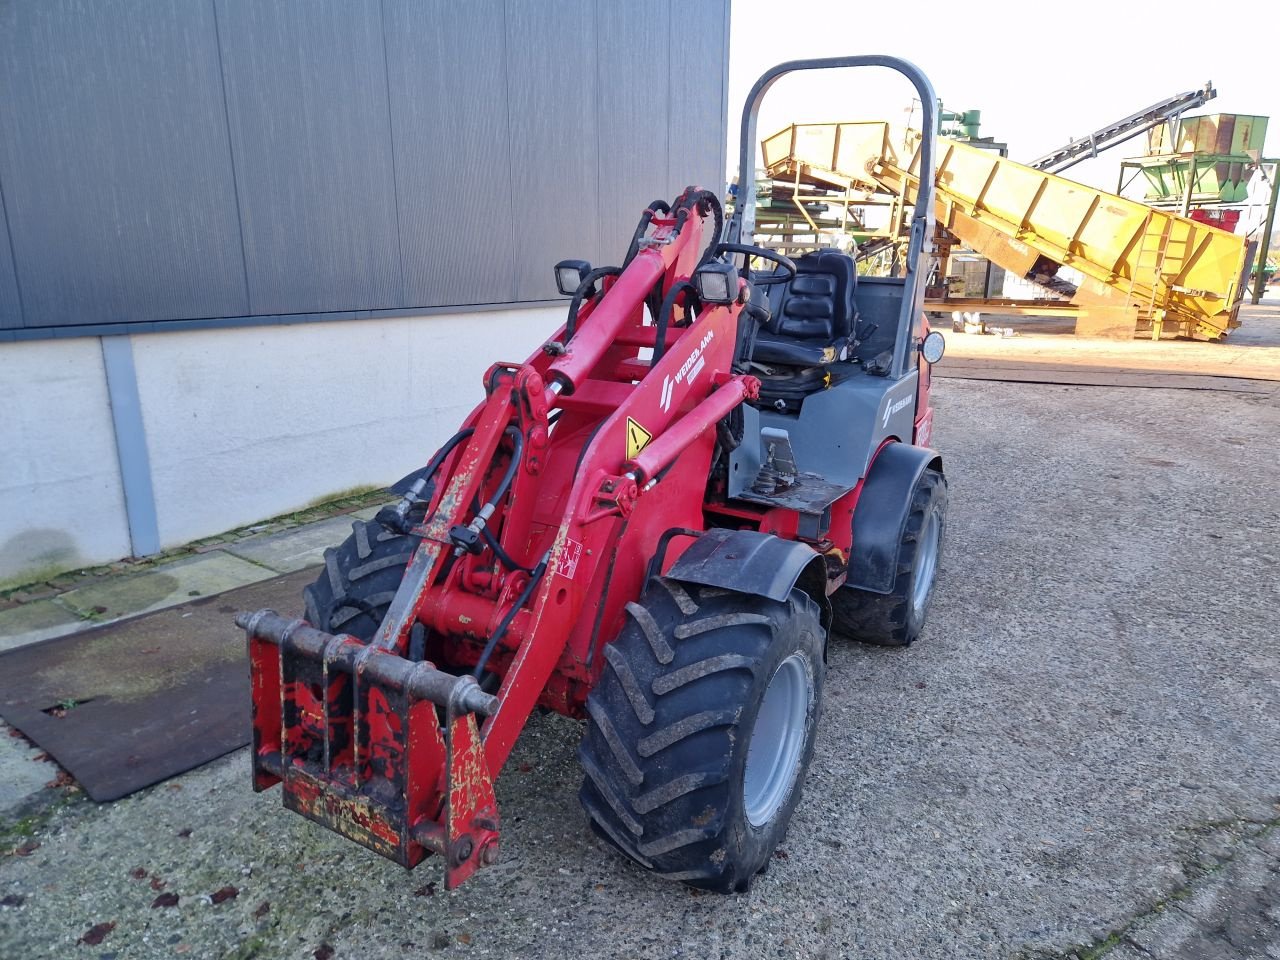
[{"xmin": 0, "ymin": 567, "xmax": 316, "ymax": 802}]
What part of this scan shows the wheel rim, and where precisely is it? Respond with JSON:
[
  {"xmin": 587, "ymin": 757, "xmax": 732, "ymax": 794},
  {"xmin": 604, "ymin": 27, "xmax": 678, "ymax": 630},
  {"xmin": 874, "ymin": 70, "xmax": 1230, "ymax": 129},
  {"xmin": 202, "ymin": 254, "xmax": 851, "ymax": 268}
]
[
  {"xmin": 743, "ymin": 653, "xmax": 812, "ymax": 827},
  {"xmin": 911, "ymin": 510, "xmax": 942, "ymax": 616}
]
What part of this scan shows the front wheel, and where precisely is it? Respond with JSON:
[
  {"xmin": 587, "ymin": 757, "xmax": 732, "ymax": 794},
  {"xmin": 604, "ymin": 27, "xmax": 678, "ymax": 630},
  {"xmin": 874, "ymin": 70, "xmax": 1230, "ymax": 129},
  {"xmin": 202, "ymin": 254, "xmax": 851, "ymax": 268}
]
[
  {"xmin": 833, "ymin": 467, "xmax": 947, "ymax": 646},
  {"xmin": 579, "ymin": 578, "xmax": 825, "ymax": 893},
  {"xmin": 302, "ymin": 518, "xmax": 414, "ymax": 640}
]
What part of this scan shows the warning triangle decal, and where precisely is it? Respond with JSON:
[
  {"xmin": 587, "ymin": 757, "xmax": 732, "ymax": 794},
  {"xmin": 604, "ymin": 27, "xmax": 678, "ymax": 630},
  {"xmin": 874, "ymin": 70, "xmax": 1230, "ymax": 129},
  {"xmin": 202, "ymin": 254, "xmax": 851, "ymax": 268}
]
[{"xmin": 625, "ymin": 417, "xmax": 653, "ymax": 461}]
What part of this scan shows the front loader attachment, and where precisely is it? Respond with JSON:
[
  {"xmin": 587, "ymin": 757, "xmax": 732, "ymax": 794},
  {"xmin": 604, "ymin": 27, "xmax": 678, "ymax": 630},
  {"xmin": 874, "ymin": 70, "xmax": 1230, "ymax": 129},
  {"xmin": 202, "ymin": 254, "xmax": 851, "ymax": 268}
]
[
  {"xmin": 235, "ymin": 186, "xmax": 756, "ymax": 890},
  {"xmin": 240, "ymin": 610, "xmax": 500, "ymax": 888},
  {"xmin": 237, "ymin": 359, "xmax": 549, "ymax": 887}
]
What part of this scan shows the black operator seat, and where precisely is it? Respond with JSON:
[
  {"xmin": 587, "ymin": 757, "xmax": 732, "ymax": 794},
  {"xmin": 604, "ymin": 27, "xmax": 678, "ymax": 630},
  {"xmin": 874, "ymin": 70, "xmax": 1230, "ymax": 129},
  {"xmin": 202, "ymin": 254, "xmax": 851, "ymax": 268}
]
[{"xmin": 750, "ymin": 249, "xmax": 858, "ymax": 367}]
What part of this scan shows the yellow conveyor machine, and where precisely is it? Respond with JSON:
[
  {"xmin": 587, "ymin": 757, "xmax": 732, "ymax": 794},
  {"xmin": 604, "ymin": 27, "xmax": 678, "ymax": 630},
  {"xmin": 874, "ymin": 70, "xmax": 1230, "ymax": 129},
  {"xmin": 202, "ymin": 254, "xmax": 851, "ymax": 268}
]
[{"xmin": 761, "ymin": 123, "xmax": 1254, "ymax": 340}]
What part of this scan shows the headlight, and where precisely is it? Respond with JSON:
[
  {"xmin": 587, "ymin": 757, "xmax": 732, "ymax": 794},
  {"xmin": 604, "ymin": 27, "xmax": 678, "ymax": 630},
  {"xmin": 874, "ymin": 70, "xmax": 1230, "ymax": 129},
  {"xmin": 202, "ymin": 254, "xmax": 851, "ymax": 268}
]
[
  {"xmin": 693, "ymin": 262, "xmax": 738, "ymax": 305},
  {"xmin": 554, "ymin": 260, "xmax": 592, "ymax": 296}
]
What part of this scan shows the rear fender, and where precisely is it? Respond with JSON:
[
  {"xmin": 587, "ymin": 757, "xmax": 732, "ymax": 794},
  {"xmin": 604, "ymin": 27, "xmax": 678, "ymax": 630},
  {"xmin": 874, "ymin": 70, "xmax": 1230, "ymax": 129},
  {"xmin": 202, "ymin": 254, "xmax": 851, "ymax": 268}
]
[
  {"xmin": 665, "ymin": 528, "xmax": 831, "ymax": 633},
  {"xmin": 846, "ymin": 443, "xmax": 943, "ymax": 594}
]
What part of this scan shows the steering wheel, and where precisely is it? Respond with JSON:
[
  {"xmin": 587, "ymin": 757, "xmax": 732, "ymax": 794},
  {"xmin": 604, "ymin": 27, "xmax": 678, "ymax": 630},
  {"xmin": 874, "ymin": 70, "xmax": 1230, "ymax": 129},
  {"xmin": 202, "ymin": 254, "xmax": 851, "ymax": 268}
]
[{"xmin": 715, "ymin": 242, "xmax": 796, "ymax": 287}]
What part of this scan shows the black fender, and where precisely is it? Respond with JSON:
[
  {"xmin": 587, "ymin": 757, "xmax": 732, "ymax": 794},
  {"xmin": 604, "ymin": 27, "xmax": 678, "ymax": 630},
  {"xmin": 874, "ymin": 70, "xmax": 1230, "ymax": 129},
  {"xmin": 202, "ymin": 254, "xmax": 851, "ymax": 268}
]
[
  {"xmin": 846, "ymin": 442, "xmax": 943, "ymax": 594},
  {"xmin": 665, "ymin": 528, "xmax": 831, "ymax": 631}
]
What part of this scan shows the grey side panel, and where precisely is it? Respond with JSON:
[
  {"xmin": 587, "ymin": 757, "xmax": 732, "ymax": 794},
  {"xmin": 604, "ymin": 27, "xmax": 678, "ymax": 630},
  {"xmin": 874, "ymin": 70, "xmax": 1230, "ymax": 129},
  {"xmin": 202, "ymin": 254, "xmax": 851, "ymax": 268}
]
[
  {"xmin": 667, "ymin": 0, "xmax": 729, "ymax": 197},
  {"xmin": 666, "ymin": 528, "xmax": 822, "ymax": 604},
  {"xmin": 734, "ymin": 368, "xmax": 919, "ymax": 494},
  {"xmin": 0, "ymin": 179, "xmax": 21, "ymax": 329},
  {"xmin": 215, "ymin": 0, "xmax": 402, "ymax": 314},
  {"xmin": 846, "ymin": 443, "xmax": 942, "ymax": 594},
  {"xmin": 728, "ymin": 403, "xmax": 762, "ymax": 500},
  {"xmin": 596, "ymin": 2, "xmax": 670, "ymax": 260},
  {"xmin": 384, "ymin": 0, "xmax": 517, "ymax": 307},
  {"xmin": 852, "ymin": 276, "xmax": 908, "ymax": 362},
  {"xmin": 505, "ymin": 0, "xmax": 601, "ymax": 300},
  {"xmin": 0, "ymin": 0, "xmax": 248, "ymax": 327}
]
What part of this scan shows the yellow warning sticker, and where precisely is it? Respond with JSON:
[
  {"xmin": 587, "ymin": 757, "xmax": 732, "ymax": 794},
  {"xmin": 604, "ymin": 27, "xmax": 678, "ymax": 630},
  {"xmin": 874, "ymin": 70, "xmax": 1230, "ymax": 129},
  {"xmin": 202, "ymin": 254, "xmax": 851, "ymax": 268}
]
[{"xmin": 625, "ymin": 417, "xmax": 653, "ymax": 460}]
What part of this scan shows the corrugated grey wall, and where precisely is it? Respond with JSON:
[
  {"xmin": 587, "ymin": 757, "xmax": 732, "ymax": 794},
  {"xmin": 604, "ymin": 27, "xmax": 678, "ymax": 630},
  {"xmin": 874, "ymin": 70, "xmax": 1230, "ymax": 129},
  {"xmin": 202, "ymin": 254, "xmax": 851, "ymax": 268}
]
[{"xmin": 0, "ymin": 0, "xmax": 730, "ymax": 340}]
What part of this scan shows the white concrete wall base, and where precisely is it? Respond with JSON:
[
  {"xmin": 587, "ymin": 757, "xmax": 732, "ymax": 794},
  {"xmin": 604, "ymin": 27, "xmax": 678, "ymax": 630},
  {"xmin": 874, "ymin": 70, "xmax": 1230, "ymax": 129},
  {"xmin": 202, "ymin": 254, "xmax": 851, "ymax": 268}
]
[
  {"xmin": 1, "ymin": 304, "xmax": 561, "ymax": 584},
  {"xmin": 0, "ymin": 338, "xmax": 131, "ymax": 585}
]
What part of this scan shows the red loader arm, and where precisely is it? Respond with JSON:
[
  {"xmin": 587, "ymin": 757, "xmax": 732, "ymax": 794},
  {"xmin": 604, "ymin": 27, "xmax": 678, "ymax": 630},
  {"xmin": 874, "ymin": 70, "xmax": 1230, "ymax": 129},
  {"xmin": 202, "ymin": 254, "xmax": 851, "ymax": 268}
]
[{"xmin": 240, "ymin": 188, "xmax": 758, "ymax": 888}]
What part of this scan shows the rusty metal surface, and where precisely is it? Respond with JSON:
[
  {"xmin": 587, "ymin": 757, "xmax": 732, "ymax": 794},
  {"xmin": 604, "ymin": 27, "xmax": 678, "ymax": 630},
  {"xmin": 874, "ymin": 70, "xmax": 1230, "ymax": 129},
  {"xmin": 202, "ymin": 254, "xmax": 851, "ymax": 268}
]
[
  {"xmin": 0, "ymin": 568, "xmax": 316, "ymax": 802},
  {"xmin": 443, "ymin": 709, "xmax": 500, "ymax": 889}
]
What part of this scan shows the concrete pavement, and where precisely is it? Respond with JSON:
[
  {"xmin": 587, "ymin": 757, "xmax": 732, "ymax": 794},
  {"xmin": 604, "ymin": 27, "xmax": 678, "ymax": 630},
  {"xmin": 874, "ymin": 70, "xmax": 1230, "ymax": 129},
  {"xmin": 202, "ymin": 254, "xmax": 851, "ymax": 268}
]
[
  {"xmin": 0, "ymin": 501, "xmax": 384, "ymax": 655},
  {"xmin": 0, "ymin": 497, "xmax": 385, "ymax": 826}
]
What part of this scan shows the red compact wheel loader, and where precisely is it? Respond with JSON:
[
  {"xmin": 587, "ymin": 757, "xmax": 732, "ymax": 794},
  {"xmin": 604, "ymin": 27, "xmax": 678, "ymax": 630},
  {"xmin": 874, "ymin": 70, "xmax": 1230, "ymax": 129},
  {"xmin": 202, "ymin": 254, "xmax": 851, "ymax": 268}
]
[{"xmin": 239, "ymin": 56, "xmax": 948, "ymax": 893}]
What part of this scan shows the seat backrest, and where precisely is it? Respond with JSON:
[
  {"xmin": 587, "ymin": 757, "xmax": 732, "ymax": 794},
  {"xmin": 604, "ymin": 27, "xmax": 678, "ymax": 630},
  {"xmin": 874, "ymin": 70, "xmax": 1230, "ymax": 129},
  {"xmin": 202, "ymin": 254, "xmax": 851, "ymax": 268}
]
[{"xmin": 765, "ymin": 250, "xmax": 857, "ymax": 341}]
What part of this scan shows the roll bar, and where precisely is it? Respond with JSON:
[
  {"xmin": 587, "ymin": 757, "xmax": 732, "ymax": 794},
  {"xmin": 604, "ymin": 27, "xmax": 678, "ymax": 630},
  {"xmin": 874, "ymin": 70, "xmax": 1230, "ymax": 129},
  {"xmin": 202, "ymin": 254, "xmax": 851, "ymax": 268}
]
[{"xmin": 726, "ymin": 55, "xmax": 938, "ymax": 380}]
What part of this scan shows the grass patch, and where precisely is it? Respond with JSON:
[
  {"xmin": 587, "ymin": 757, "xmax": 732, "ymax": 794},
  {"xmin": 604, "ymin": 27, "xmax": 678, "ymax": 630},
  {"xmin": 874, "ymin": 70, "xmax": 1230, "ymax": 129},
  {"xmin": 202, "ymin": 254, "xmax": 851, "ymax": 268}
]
[
  {"xmin": 0, "ymin": 487, "xmax": 391, "ymax": 600},
  {"xmin": 0, "ymin": 562, "xmax": 78, "ymax": 594},
  {"xmin": 1076, "ymin": 931, "xmax": 1124, "ymax": 959},
  {"xmin": 0, "ymin": 790, "xmax": 84, "ymax": 857},
  {"xmin": 224, "ymin": 934, "xmax": 272, "ymax": 960},
  {"xmin": 300, "ymin": 484, "xmax": 383, "ymax": 510}
]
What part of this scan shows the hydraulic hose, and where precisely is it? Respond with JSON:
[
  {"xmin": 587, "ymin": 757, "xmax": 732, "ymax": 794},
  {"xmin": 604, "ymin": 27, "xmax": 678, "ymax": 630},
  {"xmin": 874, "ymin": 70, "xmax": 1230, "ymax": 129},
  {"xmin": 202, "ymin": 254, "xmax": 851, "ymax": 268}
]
[
  {"xmin": 452, "ymin": 426, "xmax": 524, "ymax": 556},
  {"xmin": 669, "ymin": 188, "xmax": 724, "ymax": 267},
  {"xmin": 653, "ymin": 280, "xmax": 699, "ymax": 365},
  {"xmin": 479, "ymin": 516, "xmax": 532, "ymax": 574},
  {"xmin": 625, "ymin": 192, "xmax": 721, "ymax": 275},
  {"xmin": 424, "ymin": 427, "xmax": 476, "ymax": 479},
  {"xmin": 622, "ymin": 199, "xmax": 672, "ymax": 269},
  {"xmin": 565, "ymin": 266, "xmax": 623, "ymax": 340},
  {"xmin": 471, "ymin": 551, "xmax": 551, "ymax": 679},
  {"xmin": 382, "ymin": 427, "xmax": 476, "ymax": 532},
  {"xmin": 689, "ymin": 190, "xmax": 724, "ymax": 268},
  {"xmin": 485, "ymin": 426, "xmax": 523, "ymax": 514}
]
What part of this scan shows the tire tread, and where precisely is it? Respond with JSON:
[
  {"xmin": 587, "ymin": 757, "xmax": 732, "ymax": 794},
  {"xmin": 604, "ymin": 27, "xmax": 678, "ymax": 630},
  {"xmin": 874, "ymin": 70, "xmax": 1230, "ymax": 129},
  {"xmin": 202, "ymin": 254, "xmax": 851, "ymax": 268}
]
[
  {"xmin": 832, "ymin": 468, "xmax": 945, "ymax": 646},
  {"xmin": 579, "ymin": 578, "xmax": 824, "ymax": 893}
]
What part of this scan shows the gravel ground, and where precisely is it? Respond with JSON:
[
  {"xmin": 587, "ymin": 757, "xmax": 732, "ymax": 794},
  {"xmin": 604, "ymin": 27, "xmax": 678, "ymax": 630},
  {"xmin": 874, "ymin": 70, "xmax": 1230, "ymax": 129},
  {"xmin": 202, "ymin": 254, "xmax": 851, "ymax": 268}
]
[{"xmin": 2, "ymin": 376, "xmax": 1278, "ymax": 960}]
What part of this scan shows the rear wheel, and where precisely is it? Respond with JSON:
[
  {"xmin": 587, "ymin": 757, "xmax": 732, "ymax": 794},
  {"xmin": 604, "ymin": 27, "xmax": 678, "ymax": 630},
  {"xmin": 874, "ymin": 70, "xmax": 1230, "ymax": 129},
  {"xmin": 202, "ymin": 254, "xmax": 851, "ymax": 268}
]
[
  {"xmin": 579, "ymin": 578, "xmax": 825, "ymax": 893},
  {"xmin": 302, "ymin": 518, "xmax": 414, "ymax": 640},
  {"xmin": 833, "ymin": 467, "xmax": 946, "ymax": 646}
]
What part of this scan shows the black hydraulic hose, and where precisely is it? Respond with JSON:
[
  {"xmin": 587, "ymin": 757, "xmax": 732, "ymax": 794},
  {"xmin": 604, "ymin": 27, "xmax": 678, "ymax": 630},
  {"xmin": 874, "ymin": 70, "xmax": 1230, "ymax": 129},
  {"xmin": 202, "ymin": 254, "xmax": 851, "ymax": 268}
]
[
  {"xmin": 452, "ymin": 426, "xmax": 525, "ymax": 567},
  {"xmin": 653, "ymin": 280, "xmax": 699, "ymax": 365},
  {"xmin": 485, "ymin": 426, "xmax": 523, "ymax": 513},
  {"xmin": 671, "ymin": 188, "xmax": 724, "ymax": 266},
  {"xmin": 644, "ymin": 189, "xmax": 724, "ymax": 343},
  {"xmin": 572, "ymin": 417, "xmax": 608, "ymax": 477},
  {"xmin": 565, "ymin": 266, "xmax": 622, "ymax": 340},
  {"xmin": 623, "ymin": 192, "xmax": 719, "ymax": 274},
  {"xmin": 645, "ymin": 279, "xmax": 666, "ymax": 333},
  {"xmin": 428, "ymin": 427, "xmax": 475, "ymax": 474},
  {"xmin": 480, "ymin": 520, "xmax": 532, "ymax": 574},
  {"xmin": 622, "ymin": 199, "xmax": 672, "ymax": 269},
  {"xmin": 690, "ymin": 190, "xmax": 724, "ymax": 268},
  {"xmin": 671, "ymin": 205, "xmax": 691, "ymax": 238},
  {"xmin": 472, "ymin": 551, "xmax": 551, "ymax": 679},
  {"xmin": 382, "ymin": 427, "xmax": 476, "ymax": 532}
]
